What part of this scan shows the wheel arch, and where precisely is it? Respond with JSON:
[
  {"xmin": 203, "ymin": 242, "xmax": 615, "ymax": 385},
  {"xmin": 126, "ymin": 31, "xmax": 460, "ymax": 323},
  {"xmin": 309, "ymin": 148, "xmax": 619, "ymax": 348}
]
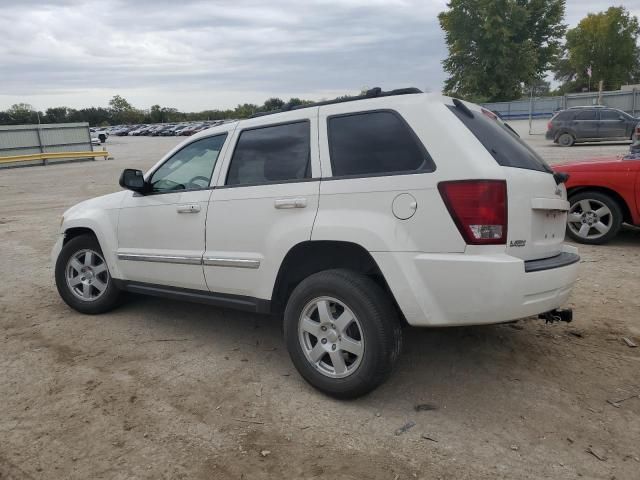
[
  {"xmin": 61, "ymin": 219, "xmax": 122, "ymax": 279},
  {"xmin": 271, "ymin": 240, "xmax": 405, "ymax": 323},
  {"xmin": 567, "ymin": 186, "xmax": 633, "ymax": 224},
  {"xmin": 63, "ymin": 226, "xmax": 99, "ymax": 245}
]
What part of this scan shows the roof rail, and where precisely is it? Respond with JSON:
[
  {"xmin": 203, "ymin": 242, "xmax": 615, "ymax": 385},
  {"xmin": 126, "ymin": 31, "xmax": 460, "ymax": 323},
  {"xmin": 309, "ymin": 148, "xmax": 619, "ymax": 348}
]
[{"xmin": 249, "ymin": 87, "xmax": 423, "ymax": 118}]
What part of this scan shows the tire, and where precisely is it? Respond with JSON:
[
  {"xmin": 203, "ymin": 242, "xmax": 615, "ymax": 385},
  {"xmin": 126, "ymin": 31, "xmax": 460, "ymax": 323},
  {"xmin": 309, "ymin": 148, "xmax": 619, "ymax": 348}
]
[
  {"xmin": 557, "ymin": 132, "xmax": 575, "ymax": 147},
  {"xmin": 283, "ymin": 269, "xmax": 403, "ymax": 399},
  {"xmin": 566, "ymin": 191, "xmax": 623, "ymax": 244},
  {"xmin": 55, "ymin": 234, "xmax": 122, "ymax": 314},
  {"xmin": 98, "ymin": 134, "xmax": 106, "ymax": 143}
]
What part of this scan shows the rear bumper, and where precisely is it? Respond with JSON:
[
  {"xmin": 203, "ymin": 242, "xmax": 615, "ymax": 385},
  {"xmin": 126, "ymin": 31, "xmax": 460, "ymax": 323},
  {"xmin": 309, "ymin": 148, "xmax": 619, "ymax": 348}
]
[
  {"xmin": 545, "ymin": 130, "xmax": 554, "ymax": 140},
  {"xmin": 372, "ymin": 245, "xmax": 579, "ymax": 327}
]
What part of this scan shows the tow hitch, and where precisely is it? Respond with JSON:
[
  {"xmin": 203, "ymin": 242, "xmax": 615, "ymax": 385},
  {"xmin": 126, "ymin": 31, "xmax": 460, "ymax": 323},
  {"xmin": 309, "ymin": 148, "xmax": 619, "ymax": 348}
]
[{"xmin": 539, "ymin": 308, "xmax": 573, "ymax": 324}]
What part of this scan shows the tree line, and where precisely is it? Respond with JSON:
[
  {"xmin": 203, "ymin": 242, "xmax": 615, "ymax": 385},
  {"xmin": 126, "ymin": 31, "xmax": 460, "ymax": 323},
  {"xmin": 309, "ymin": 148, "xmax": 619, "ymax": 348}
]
[
  {"xmin": 0, "ymin": 95, "xmax": 316, "ymax": 127},
  {"xmin": 439, "ymin": 3, "xmax": 640, "ymax": 102}
]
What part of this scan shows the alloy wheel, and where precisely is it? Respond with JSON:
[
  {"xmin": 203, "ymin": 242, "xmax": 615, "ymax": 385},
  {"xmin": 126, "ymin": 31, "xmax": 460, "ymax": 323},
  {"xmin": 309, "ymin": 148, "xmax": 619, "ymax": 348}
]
[
  {"xmin": 298, "ymin": 296, "xmax": 365, "ymax": 379},
  {"xmin": 65, "ymin": 249, "xmax": 110, "ymax": 301},
  {"xmin": 567, "ymin": 199, "xmax": 612, "ymax": 241}
]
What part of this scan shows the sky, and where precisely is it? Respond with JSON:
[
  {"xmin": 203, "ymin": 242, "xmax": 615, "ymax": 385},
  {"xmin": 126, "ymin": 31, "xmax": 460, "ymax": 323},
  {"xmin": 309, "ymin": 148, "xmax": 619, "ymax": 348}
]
[{"xmin": 1, "ymin": 0, "xmax": 639, "ymax": 112}]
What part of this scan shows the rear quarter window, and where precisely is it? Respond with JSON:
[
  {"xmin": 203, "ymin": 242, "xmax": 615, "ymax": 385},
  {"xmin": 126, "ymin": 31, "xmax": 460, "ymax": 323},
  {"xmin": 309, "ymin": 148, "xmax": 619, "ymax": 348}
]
[
  {"xmin": 327, "ymin": 110, "xmax": 434, "ymax": 177},
  {"xmin": 448, "ymin": 104, "xmax": 552, "ymax": 173},
  {"xmin": 553, "ymin": 111, "xmax": 573, "ymax": 121}
]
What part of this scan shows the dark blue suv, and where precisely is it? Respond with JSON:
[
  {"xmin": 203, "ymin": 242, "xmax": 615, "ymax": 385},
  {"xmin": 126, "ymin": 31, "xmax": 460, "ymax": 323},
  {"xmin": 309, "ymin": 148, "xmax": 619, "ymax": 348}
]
[{"xmin": 546, "ymin": 106, "xmax": 638, "ymax": 147}]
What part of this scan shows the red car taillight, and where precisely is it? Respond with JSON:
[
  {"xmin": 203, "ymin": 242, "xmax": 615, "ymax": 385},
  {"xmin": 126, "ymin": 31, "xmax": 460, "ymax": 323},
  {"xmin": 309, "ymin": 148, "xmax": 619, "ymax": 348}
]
[
  {"xmin": 438, "ymin": 180, "xmax": 508, "ymax": 245},
  {"xmin": 547, "ymin": 121, "xmax": 552, "ymax": 130}
]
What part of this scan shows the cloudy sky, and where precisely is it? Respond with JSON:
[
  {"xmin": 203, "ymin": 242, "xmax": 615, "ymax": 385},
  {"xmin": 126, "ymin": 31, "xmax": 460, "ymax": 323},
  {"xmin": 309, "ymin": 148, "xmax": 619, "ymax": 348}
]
[{"xmin": 1, "ymin": 0, "xmax": 638, "ymax": 111}]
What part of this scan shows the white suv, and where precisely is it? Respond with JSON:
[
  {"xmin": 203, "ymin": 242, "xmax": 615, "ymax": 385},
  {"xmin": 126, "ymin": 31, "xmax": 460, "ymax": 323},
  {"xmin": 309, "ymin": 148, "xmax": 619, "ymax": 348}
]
[{"xmin": 52, "ymin": 88, "xmax": 579, "ymax": 398}]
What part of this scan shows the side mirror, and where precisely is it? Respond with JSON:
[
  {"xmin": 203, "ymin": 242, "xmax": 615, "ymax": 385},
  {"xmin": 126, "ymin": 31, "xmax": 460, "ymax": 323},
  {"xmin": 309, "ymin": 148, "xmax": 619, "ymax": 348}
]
[{"xmin": 119, "ymin": 168, "xmax": 148, "ymax": 193}]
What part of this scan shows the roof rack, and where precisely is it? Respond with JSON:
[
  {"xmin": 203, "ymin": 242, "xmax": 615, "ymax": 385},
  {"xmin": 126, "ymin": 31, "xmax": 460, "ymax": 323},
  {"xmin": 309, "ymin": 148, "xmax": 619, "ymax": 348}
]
[{"xmin": 249, "ymin": 87, "xmax": 423, "ymax": 118}]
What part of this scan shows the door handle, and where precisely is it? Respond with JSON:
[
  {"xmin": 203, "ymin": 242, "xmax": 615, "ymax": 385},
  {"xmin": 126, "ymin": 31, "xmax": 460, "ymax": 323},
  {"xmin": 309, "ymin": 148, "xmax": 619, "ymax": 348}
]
[
  {"xmin": 274, "ymin": 197, "xmax": 307, "ymax": 209},
  {"xmin": 176, "ymin": 204, "xmax": 201, "ymax": 213}
]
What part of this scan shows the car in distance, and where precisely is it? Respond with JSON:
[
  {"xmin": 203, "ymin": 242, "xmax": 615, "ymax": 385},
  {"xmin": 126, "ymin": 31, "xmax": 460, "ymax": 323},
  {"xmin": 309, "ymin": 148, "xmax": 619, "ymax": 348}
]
[
  {"xmin": 52, "ymin": 88, "xmax": 579, "ymax": 398},
  {"xmin": 90, "ymin": 127, "xmax": 109, "ymax": 143},
  {"xmin": 553, "ymin": 153, "xmax": 640, "ymax": 244},
  {"xmin": 546, "ymin": 106, "xmax": 638, "ymax": 147}
]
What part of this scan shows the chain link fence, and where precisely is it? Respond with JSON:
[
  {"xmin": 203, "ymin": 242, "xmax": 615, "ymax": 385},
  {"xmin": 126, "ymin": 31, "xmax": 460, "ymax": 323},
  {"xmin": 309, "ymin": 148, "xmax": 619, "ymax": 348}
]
[{"xmin": 482, "ymin": 88, "xmax": 640, "ymax": 134}]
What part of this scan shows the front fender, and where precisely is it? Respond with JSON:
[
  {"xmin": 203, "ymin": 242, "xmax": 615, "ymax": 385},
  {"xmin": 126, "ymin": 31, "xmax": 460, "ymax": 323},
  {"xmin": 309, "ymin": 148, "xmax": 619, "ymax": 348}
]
[{"xmin": 57, "ymin": 192, "xmax": 126, "ymax": 278}]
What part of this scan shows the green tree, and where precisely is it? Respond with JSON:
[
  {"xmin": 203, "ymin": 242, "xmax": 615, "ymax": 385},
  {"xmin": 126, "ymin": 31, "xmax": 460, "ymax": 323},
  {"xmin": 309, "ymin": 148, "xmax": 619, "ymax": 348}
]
[
  {"xmin": 7, "ymin": 103, "xmax": 39, "ymax": 124},
  {"xmin": 108, "ymin": 95, "xmax": 142, "ymax": 124},
  {"xmin": 438, "ymin": 0, "xmax": 566, "ymax": 101},
  {"xmin": 554, "ymin": 6, "xmax": 640, "ymax": 93},
  {"xmin": 262, "ymin": 97, "xmax": 285, "ymax": 111},
  {"xmin": 149, "ymin": 104, "xmax": 163, "ymax": 123},
  {"xmin": 44, "ymin": 107, "xmax": 70, "ymax": 123}
]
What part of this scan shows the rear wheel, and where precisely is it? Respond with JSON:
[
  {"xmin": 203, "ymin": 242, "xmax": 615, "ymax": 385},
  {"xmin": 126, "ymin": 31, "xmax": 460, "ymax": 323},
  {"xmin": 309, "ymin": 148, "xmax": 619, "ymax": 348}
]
[
  {"xmin": 283, "ymin": 269, "xmax": 402, "ymax": 399},
  {"xmin": 55, "ymin": 234, "xmax": 122, "ymax": 314},
  {"xmin": 557, "ymin": 132, "xmax": 575, "ymax": 147},
  {"xmin": 566, "ymin": 191, "xmax": 623, "ymax": 244}
]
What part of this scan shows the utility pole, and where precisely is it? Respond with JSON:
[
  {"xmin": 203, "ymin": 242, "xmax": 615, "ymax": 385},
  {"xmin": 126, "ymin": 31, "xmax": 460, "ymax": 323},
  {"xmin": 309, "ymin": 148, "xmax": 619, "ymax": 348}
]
[{"xmin": 598, "ymin": 80, "xmax": 604, "ymax": 105}]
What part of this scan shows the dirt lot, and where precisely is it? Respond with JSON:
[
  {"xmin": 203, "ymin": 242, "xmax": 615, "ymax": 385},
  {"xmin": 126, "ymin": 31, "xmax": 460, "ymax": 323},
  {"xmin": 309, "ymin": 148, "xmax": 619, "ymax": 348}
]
[{"xmin": 1, "ymin": 122, "xmax": 639, "ymax": 479}]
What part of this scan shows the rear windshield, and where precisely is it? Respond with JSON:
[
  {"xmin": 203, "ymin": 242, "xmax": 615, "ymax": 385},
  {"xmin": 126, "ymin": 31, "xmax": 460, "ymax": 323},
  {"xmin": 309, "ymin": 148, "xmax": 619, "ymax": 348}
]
[{"xmin": 448, "ymin": 104, "xmax": 552, "ymax": 173}]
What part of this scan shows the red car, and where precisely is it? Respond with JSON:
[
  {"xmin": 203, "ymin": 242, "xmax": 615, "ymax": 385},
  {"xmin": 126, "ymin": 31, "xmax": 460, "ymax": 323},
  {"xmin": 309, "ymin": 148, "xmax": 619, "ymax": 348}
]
[{"xmin": 553, "ymin": 155, "xmax": 640, "ymax": 244}]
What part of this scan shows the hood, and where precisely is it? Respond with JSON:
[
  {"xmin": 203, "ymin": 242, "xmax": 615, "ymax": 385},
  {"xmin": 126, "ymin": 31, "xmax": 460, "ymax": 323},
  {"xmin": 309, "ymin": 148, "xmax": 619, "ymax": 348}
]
[{"xmin": 64, "ymin": 190, "xmax": 127, "ymax": 218}]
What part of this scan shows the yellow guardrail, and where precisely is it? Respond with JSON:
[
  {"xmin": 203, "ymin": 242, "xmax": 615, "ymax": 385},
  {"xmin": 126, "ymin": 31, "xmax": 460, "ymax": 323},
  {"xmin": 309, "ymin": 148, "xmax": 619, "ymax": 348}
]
[{"xmin": 0, "ymin": 150, "xmax": 109, "ymax": 165}]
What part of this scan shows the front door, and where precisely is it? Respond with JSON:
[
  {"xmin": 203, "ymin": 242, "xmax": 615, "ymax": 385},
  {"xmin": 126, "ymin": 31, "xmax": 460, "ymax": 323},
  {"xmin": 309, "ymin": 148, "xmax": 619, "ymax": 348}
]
[
  {"xmin": 598, "ymin": 109, "xmax": 628, "ymax": 138},
  {"xmin": 116, "ymin": 133, "xmax": 229, "ymax": 290},
  {"xmin": 204, "ymin": 110, "xmax": 321, "ymax": 301}
]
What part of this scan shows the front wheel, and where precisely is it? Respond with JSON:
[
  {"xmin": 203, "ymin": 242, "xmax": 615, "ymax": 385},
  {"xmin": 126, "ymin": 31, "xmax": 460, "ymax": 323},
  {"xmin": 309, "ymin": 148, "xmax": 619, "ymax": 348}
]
[
  {"xmin": 283, "ymin": 269, "xmax": 402, "ymax": 399},
  {"xmin": 55, "ymin": 234, "xmax": 122, "ymax": 314},
  {"xmin": 566, "ymin": 191, "xmax": 623, "ymax": 244}
]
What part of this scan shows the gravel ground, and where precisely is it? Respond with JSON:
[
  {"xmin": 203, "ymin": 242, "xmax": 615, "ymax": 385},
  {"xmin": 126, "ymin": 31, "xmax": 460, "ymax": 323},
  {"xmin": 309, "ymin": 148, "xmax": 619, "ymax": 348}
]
[{"xmin": 1, "ymin": 121, "xmax": 639, "ymax": 479}]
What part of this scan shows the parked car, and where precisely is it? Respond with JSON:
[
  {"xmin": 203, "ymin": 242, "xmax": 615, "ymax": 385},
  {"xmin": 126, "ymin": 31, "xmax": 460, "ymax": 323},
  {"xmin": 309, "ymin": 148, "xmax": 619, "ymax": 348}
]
[
  {"xmin": 553, "ymin": 151, "xmax": 640, "ymax": 244},
  {"xmin": 149, "ymin": 125, "xmax": 172, "ymax": 136},
  {"xmin": 112, "ymin": 127, "xmax": 134, "ymax": 136},
  {"xmin": 180, "ymin": 123, "xmax": 206, "ymax": 136},
  {"xmin": 89, "ymin": 128, "xmax": 109, "ymax": 143},
  {"xmin": 546, "ymin": 106, "xmax": 638, "ymax": 147},
  {"xmin": 52, "ymin": 88, "xmax": 579, "ymax": 398}
]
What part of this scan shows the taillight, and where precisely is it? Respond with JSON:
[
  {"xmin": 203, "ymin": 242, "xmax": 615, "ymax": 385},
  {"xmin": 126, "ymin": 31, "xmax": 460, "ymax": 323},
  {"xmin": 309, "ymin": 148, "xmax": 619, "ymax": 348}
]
[
  {"xmin": 547, "ymin": 121, "xmax": 552, "ymax": 130},
  {"xmin": 438, "ymin": 180, "xmax": 508, "ymax": 245}
]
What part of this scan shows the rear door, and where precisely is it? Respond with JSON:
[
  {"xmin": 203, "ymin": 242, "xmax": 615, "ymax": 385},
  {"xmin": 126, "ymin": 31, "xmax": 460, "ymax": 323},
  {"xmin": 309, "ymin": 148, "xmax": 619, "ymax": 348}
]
[
  {"xmin": 572, "ymin": 109, "xmax": 599, "ymax": 139},
  {"xmin": 598, "ymin": 109, "xmax": 628, "ymax": 138},
  {"xmin": 204, "ymin": 110, "xmax": 321, "ymax": 300},
  {"xmin": 450, "ymin": 104, "xmax": 568, "ymax": 261}
]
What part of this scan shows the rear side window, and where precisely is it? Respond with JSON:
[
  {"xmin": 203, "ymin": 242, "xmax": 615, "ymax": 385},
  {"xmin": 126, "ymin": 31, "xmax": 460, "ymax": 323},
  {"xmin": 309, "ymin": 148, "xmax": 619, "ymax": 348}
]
[
  {"xmin": 328, "ymin": 111, "xmax": 434, "ymax": 177},
  {"xmin": 574, "ymin": 110, "xmax": 597, "ymax": 120},
  {"xmin": 449, "ymin": 104, "xmax": 552, "ymax": 173},
  {"xmin": 226, "ymin": 121, "xmax": 310, "ymax": 186},
  {"xmin": 553, "ymin": 111, "xmax": 573, "ymax": 121}
]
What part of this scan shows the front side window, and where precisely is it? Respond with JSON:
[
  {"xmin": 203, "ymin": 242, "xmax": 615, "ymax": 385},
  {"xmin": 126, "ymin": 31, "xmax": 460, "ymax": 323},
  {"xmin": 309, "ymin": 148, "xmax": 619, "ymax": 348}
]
[
  {"xmin": 600, "ymin": 110, "xmax": 623, "ymax": 120},
  {"xmin": 226, "ymin": 121, "xmax": 310, "ymax": 186},
  {"xmin": 150, "ymin": 134, "xmax": 227, "ymax": 193},
  {"xmin": 328, "ymin": 111, "xmax": 433, "ymax": 177}
]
